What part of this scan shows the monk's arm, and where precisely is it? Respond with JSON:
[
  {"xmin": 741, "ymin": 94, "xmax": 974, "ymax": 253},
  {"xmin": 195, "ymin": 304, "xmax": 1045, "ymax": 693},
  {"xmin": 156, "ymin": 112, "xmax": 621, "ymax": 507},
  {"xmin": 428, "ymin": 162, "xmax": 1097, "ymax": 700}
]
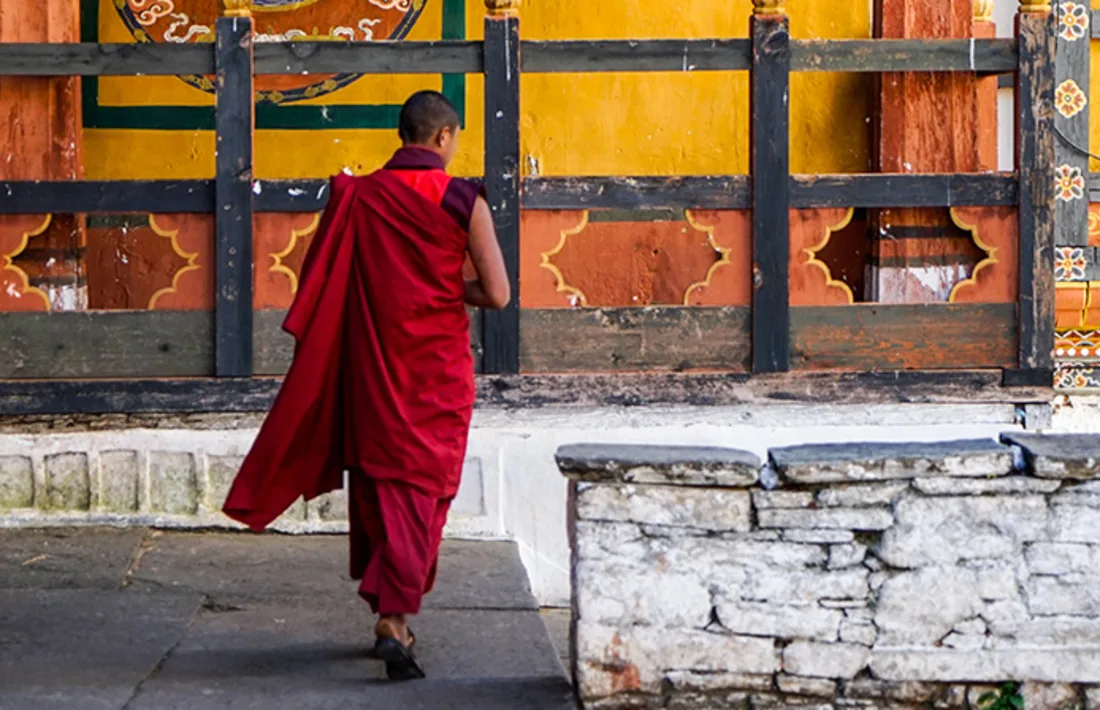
[{"xmin": 465, "ymin": 196, "xmax": 511, "ymax": 309}]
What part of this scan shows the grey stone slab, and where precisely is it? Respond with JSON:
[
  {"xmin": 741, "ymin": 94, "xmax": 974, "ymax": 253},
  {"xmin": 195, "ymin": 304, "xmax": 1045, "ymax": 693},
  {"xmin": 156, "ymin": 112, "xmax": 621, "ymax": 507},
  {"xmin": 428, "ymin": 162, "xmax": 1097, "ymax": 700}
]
[
  {"xmin": 130, "ymin": 534, "xmax": 537, "ymax": 612},
  {"xmin": 770, "ymin": 440, "xmax": 1013, "ymax": 484},
  {"xmin": 540, "ymin": 608, "xmax": 572, "ymax": 672},
  {"xmin": 128, "ymin": 606, "xmax": 571, "ymax": 710},
  {"xmin": 0, "ymin": 588, "xmax": 200, "ymax": 710},
  {"xmin": 1001, "ymin": 433, "xmax": 1100, "ymax": 480},
  {"xmin": 0, "ymin": 527, "xmax": 145, "ymax": 590},
  {"xmin": 556, "ymin": 443, "xmax": 760, "ymax": 487}
]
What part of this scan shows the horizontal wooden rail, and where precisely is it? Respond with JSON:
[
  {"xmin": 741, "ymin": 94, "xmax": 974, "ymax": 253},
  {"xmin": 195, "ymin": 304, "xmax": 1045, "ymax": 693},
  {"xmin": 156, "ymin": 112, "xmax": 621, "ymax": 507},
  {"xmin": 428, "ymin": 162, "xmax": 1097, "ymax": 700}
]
[
  {"xmin": 0, "ymin": 43, "xmax": 213, "ymax": 76},
  {"xmin": 0, "ymin": 39, "xmax": 1017, "ymax": 77},
  {"xmin": 0, "ymin": 180, "xmax": 214, "ymax": 213},
  {"xmin": 0, "ymin": 173, "xmax": 1019, "ymax": 214},
  {"xmin": 253, "ymin": 40, "xmax": 483, "ymax": 75},
  {"xmin": 0, "ymin": 370, "xmax": 1051, "ymax": 416}
]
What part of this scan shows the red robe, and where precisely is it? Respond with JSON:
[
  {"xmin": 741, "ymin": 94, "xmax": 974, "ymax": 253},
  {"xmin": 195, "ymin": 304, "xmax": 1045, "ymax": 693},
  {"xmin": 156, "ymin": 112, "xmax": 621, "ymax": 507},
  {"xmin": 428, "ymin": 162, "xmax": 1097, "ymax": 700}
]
[{"xmin": 223, "ymin": 152, "xmax": 478, "ymax": 612}]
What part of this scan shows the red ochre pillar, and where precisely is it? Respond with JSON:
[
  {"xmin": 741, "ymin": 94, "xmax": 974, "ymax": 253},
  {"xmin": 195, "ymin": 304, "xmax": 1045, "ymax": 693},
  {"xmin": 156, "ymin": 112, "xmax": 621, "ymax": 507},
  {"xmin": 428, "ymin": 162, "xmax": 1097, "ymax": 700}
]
[
  {"xmin": 0, "ymin": 0, "xmax": 87, "ymax": 311},
  {"xmin": 869, "ymin": 0, "xmax": 998, "ymax": 303}
]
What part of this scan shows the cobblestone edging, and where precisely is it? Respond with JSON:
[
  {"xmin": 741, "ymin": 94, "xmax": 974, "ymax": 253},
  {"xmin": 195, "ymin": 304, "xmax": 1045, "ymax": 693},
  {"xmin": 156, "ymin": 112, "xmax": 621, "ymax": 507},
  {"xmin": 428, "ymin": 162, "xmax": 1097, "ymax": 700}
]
[{"xmin": 557, "ymin": 435, "xmax": 1100, "ymax": 710}]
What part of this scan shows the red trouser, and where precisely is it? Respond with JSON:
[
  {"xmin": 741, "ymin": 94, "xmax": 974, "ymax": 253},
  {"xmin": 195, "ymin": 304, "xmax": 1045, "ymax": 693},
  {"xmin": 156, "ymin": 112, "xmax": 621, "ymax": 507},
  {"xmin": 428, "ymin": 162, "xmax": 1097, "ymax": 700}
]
[{"xmin": 348, "ymin": 471, "xmax": 451, "ymax": 615}]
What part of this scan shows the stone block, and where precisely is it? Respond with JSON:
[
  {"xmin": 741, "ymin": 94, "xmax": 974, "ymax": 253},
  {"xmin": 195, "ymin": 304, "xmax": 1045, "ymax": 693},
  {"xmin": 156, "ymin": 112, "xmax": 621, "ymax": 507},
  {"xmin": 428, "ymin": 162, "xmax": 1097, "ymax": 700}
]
[
  {"xmin": 43, "ymin": 453, "xmax": 90, "ymax": 511},
  {"xmin": 313, "ymin": 488, "xmax": 348, "ymax": 522},
  {"xmin": 1027, "ymin": 542, "xmax": 1100, "ymax": 575},
  {"xmin": 752, "ymin": 490, "xmax": 814, "ymax": 509},
  {"xmin": 941, "ymin": 632, "xmax": 984, "ymax": 651},
  {"xmin": 577, "ymin": 562, "xmax": 712, "ymax": 629},
  {"xmin": 870, "ymin": 648, "xmax": 1100, "ymax": 683},
  {"xmin": 1050, "ymin": 505, "xmax": 1100, "ymax": 544},
  {"xmin": 1002, "ymin": 432, "xmax": 1100, "ymax": 480},
  {"xmin": 874, "ymin": 567, "xmax": 982, "ymax": 646},
  {"xmin": 984, "ymin": 618, "xmax": 1100, "ymax": 648},
  {"xmin": 96, "ymin": 450, "xmax": 139, "ymax": 513},
  {"xmin": 839, "ymin": 619, "xmax": 877, "ymax": 647},
  {"xmin": 714, "ymin": 601, "xmax": 842, "ymax": 642},
  {"xmin": 663, "ymin": 671, "xmax": 774, "ymax": 693},
  {"xmin": 742, "ymin": 568, "xmax": 869, "ymax": 606},
  {"xmin": 783, "ymin": 529, "xmax": 855, "ymax": 544},
  {"xmin": 912, "ymin": 476, "xmax": 1062, "ymax": 495},
  {"xmin": 759, "ymin": 507, "xmax": 894, "ymax": 531},
  {"xmin": 577, "ymin": 484, "xmax": 751, "ymax": 532},
  {"xmin": 0, "ymin": 455, "xmax": 33, "ymax": 509},
  {"xmin": 970, "ymin": 561, "xmax": 1022, "ymax": 602},
  {"xmin": 1027, "ymin": 576, "xmax": 1100, "ymax": 616},
  {"xmin": 1020, "ymin": 683, "xmax": 1082, "ymax": 710},
  {"xmin": 816, "ymin": 482, "xmax": 910, "ymax": 508},
  {"xmin": 776, "ymin": 674, "xmax": 837, "ymax": 697},
  {"xmin": 148, "ymin": 451, "xmax": 198, "ymax": 515},
  {"xmin": 204, "ymin": 455, "xmax": 243, "ymax": 513},
  {"xmin": 556, "ymin": 443, "xmax": 761, "ymax": 488},
  {"xmin": 782, "ymin": 641, "xmax": 870, "ymax": 679},
  {"xmin": 840, "ymin": 679, "xmax": 942, "ymax": 704},
  {"xmin": 877, "ymin": 495, "xmax": 1048, "ymax": 567},
  {"xmin": 828, "ymin": 543, "xmax": 867, "ymax": 570},
  {"xmin": 575, "ymin": 624, "xmax": 779, "ymax": 699},
  {"xmin": 770, "ymin": 440, "xmax": 1012, "ymax": 484},
  {"xmin": 1086, "ymin": 685, "xmax": 1100, "ymax": 709}
]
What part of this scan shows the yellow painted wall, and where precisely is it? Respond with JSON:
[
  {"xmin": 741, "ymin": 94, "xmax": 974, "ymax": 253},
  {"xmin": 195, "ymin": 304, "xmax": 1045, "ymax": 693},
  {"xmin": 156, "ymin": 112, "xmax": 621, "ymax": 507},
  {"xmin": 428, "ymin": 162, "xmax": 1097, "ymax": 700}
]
[{"xmin": 85, "ymin": 0, "xmax": 870, "ymax": 181}]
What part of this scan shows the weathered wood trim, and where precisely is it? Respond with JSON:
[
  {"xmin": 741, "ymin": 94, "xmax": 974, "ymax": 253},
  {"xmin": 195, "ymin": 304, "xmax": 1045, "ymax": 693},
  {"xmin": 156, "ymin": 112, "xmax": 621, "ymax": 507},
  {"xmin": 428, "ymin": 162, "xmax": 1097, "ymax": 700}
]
[
  {"xmin": 791, "ymin": 303, "xmax": 1018, "ymax": 371},
  {"xmin": 791, "ymin": 39, "xmax": 1017, "ymax": 74},
  {"xmin": 752, "ymin": 16, "xmax": 792, "ymax": 373},
  {"xmin": 519, "ymin": 307, "xmax": 751, "ymax": 373},
  {"xmin": 252, "ymin": 40, "xmax": 483, "ymax": 75},
  {"xmin": 1003, "ymin": 367, "xmax": 1055, "ymax": 387},
  {"xmin": 481, "ymin": 12, "xmax": 521, "ymax": 375},
  {"xmin": 521, "ymin": 176, "xmax": 752, "ymax": 210},
  {"xmin": 0, "ymin": 42, "xmax": 213, "ymax": 76},
  {"xmin": 521, "ymin": 39, "xmax": 752, "ymax": 73},
  {"xmin": 1016, "ymin": 12, "xmax": 1057, "ymax": 372},
  {"xmin": 214, "ymin": 17, "xmax": 255, "ymax": 378},
  {"xmin": 0, "ymin": 370, "xmax": 1051, "ymax": 416},
  {"xmin": 0, "ymin": 181, "xmax": 215, "ymax": 214},
  {"xmin": 789, "ymin": 174, "xmax": 1018, "ymax": 208},
  {"xmin": 0, "ymin": 312, "xmax": 214, "ymax": 379}
]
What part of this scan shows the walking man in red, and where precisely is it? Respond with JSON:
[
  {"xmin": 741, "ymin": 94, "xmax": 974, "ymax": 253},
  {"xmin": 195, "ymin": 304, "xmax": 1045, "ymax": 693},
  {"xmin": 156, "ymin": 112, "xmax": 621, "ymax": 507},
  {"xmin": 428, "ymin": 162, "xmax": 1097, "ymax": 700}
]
[{"xmin": 222, "ymin": 90, "xmax": 510, "ymax": 680}]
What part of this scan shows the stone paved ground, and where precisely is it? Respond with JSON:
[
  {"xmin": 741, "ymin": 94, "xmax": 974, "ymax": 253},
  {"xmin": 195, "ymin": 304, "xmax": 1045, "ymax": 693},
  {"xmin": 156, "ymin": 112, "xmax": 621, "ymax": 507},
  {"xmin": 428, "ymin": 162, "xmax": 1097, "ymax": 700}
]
[{"xmin": 0, "ymin": 528, "xmax": 574, "ymax": 710}]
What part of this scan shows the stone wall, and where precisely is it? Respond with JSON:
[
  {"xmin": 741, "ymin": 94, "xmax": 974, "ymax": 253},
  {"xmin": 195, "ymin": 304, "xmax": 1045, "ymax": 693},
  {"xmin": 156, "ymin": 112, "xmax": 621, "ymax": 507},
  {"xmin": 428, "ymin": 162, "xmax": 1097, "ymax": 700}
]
[{"xmin": 558, "ymin": 434, "xmax": 1100, "ymax": 709}]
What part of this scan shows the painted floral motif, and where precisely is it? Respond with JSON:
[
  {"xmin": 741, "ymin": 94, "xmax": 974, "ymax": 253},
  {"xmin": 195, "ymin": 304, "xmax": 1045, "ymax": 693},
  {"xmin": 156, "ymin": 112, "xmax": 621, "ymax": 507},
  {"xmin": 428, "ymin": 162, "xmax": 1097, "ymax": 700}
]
[
  {"xmin": 1056, "ymin": 364, "xmax": 1100, "ymax": 390},
  {"xmin": 1055, "ymin": 164, "xmax": 1086, "ymax": 202},
  {"xmin": 1055, "ymin": 246, "xmax": 1088, "ymax": 281},
  {"xmin": 1056, "ymin": 79, "xmax": 1088, "ymax": 118},
  {"xmin": 1059, "ymin": 1, "xmax": 1090, "ymax": 41},
  {"xmin": 1090, "ymin": 209, "xmax": 1100, "ymax": 244}
]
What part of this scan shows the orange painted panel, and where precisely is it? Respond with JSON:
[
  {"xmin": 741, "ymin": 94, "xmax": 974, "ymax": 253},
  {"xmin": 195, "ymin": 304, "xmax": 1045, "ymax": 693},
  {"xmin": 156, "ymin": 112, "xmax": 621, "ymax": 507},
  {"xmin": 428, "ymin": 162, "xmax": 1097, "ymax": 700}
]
[
  {"xmin": 1057, "ymin": 283, "xmax": 1089, "ymax": 330},
  {"xmin": 948, "ymin": 206, "xmax": 1018, "ymax": 304},
  {"xmin": 0, "ymin": 215, "xmax": 51, "ymax": 312},
  {"xmin": 790, "ymin": 208, "xmax": 858, "ymax": 306},
  {"xmin": 519, "ymin": 211, "xmax": 584, "ymax": 308},
  {"xmin": 254, "ymin": 213, "xmax": 321, "ymax": 310}
]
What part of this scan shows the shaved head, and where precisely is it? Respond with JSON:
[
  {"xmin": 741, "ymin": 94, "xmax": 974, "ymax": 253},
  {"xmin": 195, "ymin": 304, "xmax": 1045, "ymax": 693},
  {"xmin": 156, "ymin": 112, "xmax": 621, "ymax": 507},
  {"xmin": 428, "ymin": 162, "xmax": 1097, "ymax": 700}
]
[{"xmin": 398, "ymin": 90, "xmax": 460, "ymax": 145}]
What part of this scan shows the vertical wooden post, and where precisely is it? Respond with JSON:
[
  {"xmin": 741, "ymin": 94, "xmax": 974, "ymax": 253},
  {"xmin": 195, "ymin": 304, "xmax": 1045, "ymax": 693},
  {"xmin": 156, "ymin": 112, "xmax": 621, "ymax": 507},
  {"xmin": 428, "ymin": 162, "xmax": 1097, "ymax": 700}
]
[
  {"xmin": 1052, "ymin": 0, "xmax": 1091, "ymax": 249},
  {"xmin": 214, "ymin": 1, "xmax": 254, "ymax": 377},
  {"xmin": 1014, "ymin": 0, "xmax": 1056, "ymax": 382},
  {"xmin": 751, "ymin": 1, "xmax": 791, "ymax": 373},
  {"xmin": 482, "ymin": 0, "xmax": 521, "ymax": 375}
]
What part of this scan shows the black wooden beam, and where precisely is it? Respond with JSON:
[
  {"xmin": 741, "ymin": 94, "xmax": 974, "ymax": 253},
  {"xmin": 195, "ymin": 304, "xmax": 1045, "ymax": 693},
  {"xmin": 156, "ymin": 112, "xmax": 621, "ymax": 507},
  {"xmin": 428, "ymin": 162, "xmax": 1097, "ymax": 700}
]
[
  {"xmin": 0, "ymin": 42, "xmax": 213, "ymax": 76},
  {"xmin": 522, "ymin": 39, "xmax": 752, "ymax": 73},
  {"xmin": 0, "ymin": 180, "xmax": 214, "ymax": 214},
  {"xmin": 1016, "ymin": 11, "xmax": 1057, "ymax": 373},
  {"xmin": 751, "ymin": 15, "xmax": 791, "ymax": 374},
  {"xmin": 0, "ymin": 370, "xmax": 1051, "ymax": 416},
  {"xmin": 790, "ymin": 173, "xmax": 1018, "ymax": 208},
  {"xmin": 522, "ymin": 176, "xmax": 751, "ymax": 210},
  {"xmin": 253, "ymin": 40, "xmax": 483, "ymax": 75},
  {"xmin": 214, "ymin": 17, "xmax": 255, "ymax": 378},
  {"xmin": 481, "ymin": 10, "xmax": 521, "ymax": 375},
  {"xmin": 791, "ymin": 39, "xmax": 1017, "ymax": 74}
]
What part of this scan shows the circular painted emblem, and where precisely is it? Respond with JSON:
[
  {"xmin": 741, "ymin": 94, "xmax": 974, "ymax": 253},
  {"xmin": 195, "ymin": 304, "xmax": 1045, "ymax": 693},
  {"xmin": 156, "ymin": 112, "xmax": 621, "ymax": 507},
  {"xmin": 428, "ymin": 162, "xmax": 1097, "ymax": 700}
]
[{"xmin": 114, "ymin": 0, "xmax": 426, "ymax": 103}]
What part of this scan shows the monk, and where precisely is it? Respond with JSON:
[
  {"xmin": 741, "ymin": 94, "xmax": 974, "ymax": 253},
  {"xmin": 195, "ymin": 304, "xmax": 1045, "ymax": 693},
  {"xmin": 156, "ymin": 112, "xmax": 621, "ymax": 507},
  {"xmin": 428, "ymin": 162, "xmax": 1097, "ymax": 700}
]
[{"xmin": 222, "ymin": 90, "xmax": 510, "ymax": 681}]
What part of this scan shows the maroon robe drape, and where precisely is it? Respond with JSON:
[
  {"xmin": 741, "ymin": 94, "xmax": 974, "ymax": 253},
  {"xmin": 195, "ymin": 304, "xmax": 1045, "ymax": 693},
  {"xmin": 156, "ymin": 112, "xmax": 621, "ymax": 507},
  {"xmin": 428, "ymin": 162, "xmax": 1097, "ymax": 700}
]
[{"xmin": 222, "ymin": 164, "xmax": 476, "ymax": 533}]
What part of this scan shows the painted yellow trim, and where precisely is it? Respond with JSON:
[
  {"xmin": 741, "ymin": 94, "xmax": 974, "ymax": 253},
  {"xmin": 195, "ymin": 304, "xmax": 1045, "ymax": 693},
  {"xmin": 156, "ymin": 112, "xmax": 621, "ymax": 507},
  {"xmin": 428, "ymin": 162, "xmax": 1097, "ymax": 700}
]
[
  {"xmin": 682, "ymin": 210, "xmax": 732, "ymax": 305},
  {"xmin": 948, "ymin": 207, "xmax": 1000, "ymax": 303},
  {"xmin": 270, "ymin": 212, "xmax": 321, "ymax": 296},
  {"xmin": 539, "ymin": 211, "xmax": 590, "ymax": 307},
  {"xmin": 1, "ymin": 215, "xmax": 53, "ymax": 310},
  {"xmin": 146, "ymin": 215, "xmax": 202, "ymax": 310},
  {"xmin": 803, "ymin": 208, "xmax": 856, "ymax": 305}
]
